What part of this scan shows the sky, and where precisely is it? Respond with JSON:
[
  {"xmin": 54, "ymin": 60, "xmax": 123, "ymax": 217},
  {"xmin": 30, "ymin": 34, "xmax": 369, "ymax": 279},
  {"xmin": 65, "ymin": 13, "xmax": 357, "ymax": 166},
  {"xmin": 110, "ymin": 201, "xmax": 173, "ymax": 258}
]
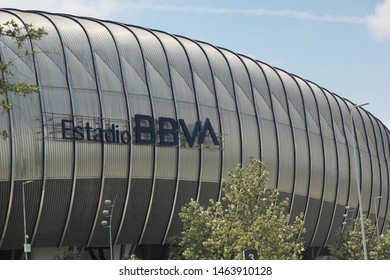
[{"xmin": 2, "ymin": 0, "xmax": 390, "ymax": 128}]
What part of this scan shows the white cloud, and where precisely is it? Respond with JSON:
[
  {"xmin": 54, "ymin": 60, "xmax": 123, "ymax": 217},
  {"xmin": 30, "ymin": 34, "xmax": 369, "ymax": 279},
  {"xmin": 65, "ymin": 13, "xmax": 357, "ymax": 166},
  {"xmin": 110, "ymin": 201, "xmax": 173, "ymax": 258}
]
[
  {"xmin": 1, "ymin": 0, "xmax": 120, "ymax": 19},
  {"xmin": 368, "ymin": 0, "xmax": 390, "ymax": 42},
  {"xmin": 1, "ymin": 1, "xmax": 369, "ymax": 25},
  {"xmin": 125, "ymin": 3, "xmax": 366, "ymax": 24}
]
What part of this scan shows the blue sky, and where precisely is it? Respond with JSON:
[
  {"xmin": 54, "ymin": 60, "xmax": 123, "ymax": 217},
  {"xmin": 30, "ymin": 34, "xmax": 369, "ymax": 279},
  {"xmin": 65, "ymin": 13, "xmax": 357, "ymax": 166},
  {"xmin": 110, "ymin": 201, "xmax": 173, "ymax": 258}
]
[{"xmin": 2, "ymin": 0, "xmax": 390, "ymax": 128}]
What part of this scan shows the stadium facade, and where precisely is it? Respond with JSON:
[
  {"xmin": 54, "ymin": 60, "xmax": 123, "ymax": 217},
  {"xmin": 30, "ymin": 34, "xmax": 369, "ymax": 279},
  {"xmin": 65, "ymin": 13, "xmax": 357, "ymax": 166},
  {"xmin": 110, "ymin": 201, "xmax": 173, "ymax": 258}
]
[{"xmin": 0, "ymin": 9, "xmax": 389, "ymax": 260}]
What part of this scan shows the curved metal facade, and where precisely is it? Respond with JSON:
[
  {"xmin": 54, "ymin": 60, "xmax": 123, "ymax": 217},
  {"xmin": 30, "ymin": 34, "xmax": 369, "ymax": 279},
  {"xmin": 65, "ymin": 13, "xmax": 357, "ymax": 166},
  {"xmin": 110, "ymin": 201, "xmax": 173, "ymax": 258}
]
[{"xmin": 0, "ymin": 9, "xmax": 389, "ymax": 251}]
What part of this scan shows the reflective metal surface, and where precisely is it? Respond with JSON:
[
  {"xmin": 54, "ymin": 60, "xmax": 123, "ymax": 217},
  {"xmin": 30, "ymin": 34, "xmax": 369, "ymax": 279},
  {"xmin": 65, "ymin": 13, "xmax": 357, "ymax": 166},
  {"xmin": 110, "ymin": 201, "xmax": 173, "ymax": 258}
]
[{"xmin": 0, "ymin": 9, "xmax": 389, "ymax": 251}]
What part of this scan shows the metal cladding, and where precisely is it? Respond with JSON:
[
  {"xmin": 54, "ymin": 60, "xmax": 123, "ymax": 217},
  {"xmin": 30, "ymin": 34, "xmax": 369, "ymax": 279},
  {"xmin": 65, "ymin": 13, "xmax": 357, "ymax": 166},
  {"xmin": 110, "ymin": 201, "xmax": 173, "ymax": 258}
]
[{"xmin": 0, "ymin": 9, "xmax": 389, "ymax": 251}]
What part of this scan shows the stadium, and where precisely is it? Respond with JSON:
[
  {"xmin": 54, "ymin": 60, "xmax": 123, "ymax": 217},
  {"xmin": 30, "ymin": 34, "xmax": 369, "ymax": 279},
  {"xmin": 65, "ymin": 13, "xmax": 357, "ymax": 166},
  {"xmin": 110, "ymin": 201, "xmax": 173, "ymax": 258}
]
[{"xmin": 0, "ymin": 9, "xmax": 389, "ymax": 259}]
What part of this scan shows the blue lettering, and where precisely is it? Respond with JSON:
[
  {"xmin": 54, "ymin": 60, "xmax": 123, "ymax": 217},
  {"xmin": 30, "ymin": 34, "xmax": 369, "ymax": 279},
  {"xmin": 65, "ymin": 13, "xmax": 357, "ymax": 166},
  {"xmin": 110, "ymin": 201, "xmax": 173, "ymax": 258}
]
[
  {"xmin": 159, "ymin": 117, "xmax": 178, "ymax": 146},
  {"xmin": 93, "ymin": 128, "xmax": 104, "ymax": 141},
  {"xmin": 85, "ymin": 122, "xmax": 92, "ymax": 141},
  {"xmin": 179, "ymin": 119, "xmax": 201, "ymax": 147},
  {"xmin": 120, "ymin": 130, "xmax": 131, "ymax": 144},
  {"xmin": 135, "ymin": 114, "xmax": 155, "ymax": 144},
  {"xmin": 73, "ymin": 126, "xmax": 84, "ymax": 140},
  {"xmin": 104, "ymin": 125, "xmax": 117, "ymax": 143},
  {"xmin": 61, "ymin": 119, "xmax": 74, "ymax": 140},
  {"xmin": 199, "ymin": 118, "xmax": 219, "ymax": 146}
]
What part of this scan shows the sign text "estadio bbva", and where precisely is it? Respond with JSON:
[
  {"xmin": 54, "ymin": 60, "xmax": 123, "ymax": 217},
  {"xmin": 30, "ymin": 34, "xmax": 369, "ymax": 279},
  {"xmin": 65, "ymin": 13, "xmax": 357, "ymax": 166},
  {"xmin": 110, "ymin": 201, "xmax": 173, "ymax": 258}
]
[{"xmin": 61, "ymin": 114, "xmax": 220, "ymax": 147}]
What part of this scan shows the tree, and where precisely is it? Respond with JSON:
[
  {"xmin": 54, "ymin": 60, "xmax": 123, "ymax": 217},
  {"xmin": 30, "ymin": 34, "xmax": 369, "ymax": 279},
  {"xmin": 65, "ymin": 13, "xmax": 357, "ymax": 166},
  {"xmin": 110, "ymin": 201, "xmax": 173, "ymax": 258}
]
[
  {"xmin": 53, "ymin": 248, "xmax": 80, "ymax": 260},
  {"xmin": 329, "ymin": 217, "xmax": 390, "ymax": 259},
  {"xmin": 0, "ymin": 19, "xmax": 47, "ymax": 138},
  {"xmin": 372, "ymin": 231, "xmax": 390, "ymax": 259},
  {"xmin": 171, "ymin": 157, "xmax": 306, "ymax": 260}
]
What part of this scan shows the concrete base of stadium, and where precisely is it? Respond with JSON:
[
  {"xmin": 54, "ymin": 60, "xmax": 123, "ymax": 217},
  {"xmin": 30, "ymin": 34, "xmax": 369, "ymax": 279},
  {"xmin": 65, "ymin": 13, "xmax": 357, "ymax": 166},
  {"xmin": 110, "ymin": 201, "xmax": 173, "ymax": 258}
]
[
  {"xmin": 0, "ymin": 244, "xmax": 172, "ymax": 260},
  {"xmin": 1, "ymin": 245, "xmax": 331, "ymax": 260}
]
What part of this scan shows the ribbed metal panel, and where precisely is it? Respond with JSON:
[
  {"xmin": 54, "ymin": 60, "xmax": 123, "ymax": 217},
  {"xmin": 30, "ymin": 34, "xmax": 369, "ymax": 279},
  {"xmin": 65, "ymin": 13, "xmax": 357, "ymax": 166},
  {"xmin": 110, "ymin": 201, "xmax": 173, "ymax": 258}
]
[
  {"xmin": 243, "ymin": 58, "xmax": 274, "ymax": 122},
  {"xmin": 116, "ymin": 178, "xmax": 153, "ymax": 244},
  {"xmin": 258, "ymin": 120, "xmax": 278, "ymax": 187},
  {"xmin": 109, "ymin": 24, "xmax": 148, "ymax": 95},
  {"xmin": 337, "ymin": 99, "xmax": 356, "ymax": 210},
  {"xmin": 261, "ymin": 65, "xmax": 290, "ymax": 125},
  {"xmin": 135, "ymin": 28, "xmax": 177, "ymax": 180},
  {"xmin": 0, "ymin": 25, "xmax": 11, "ymax": 181},
  {"xmin": 51, "ymin": 16, "xmax": 103, "ymax": 179},
  {"xmin": 355, "ymin": 111, "xmax": 372, "ymax": 215},
  {"xmin": 376, "ymin": 121, "xmax": 389, "ymax": 233},
  {"xmin": 80, "ymin": 19, "xmax": 122, "ymax": 92},
  {"xmin": 317, "ymin": 89, "xmax": 345, "ymax": 246},
  {"xmin": 302, "ymin": 197, "xmax": 321, "ymax": 243},
  {"xmin": 155, "ymin": 31, "xmax": 196, "ymax": 102},
  {"xmin": 141, "ymin": 179, "xmax": 176, "ymax": 244},
  {"xmin": 222, "ymin": 49, "xmax": 259, "ymax": 164},
  {"xmin": 335, "ymin": 143, "xmax": 350, "ymax": 202},
  {"xmin": 1, "ymin": 180, "xmax": 42, "ymax": 250},
  {"xmin": 28, "ymin": 13, "xmax": 74, "ymax": 179},
  {"xmin": 165, "ymin": 180, "xmax": 198, "ymax": 240},
  {"xmin": 300, "ymin": 83, "xmax": 325, "ymax": 245},
  {"xmin": 262, "ymin": 65, "xmax": 295, "ymax": 197},
  {"xmin": 53, "ymin": 17, "xmax": 96, "ymax": 90},
  {"xmin": 110, "ymin": 25, "xmax": 154, "ymax": 179},
  {"xmin": 240, "ymin": 114, "xmax": 260, "ymax": 161},
  {"xmin": 2, "ymin": 17, "xmax": 42, "ymax": 180},
  {"xmin": 156, "ymin": 31, "xmax": 200, "ymax": 181},
  {"xmin": 0, "ymin": 135, "xmax": 11, "ymax": 180},
  {"xmin": 201, "ymin": 44, "xmax": 240, "ymax": 177},
  {"xmin": 88, "ymin": 178, "xmax": 127, "ymax": 247},
  {"xmin": 304, "ymin": 100, "xmax": 324, "ymax": 194},
  {"xmin": 198, "ymin": 182, "xmax": 219, "ymax": 207},
  {"xmin": 61, "ymin": 178, "xmax": 100, "ymax": 246},
  {"xmin": 242, "ymin": 57, "xmax": 271, "ymax": 167},
  {"xmin": 289, "ymin": 194, "xmax": 307, "ymax": 224},
  {"xmin": 381, "ymin": 126, "xmax": 390, "ymax": 229},
  {"xmin": 222, "ymin": 51, "xmax": 256, "ymax": 115},
  {"xmin": 278, "ymin": 125, "xmax": 295, "ymax": 197},
  {"xmin": 312, "ymin": 201, "xmax": 334, "ymax": 246},
  {"xmin": 134, "ymin": 29, "xmax": 171, "ymax": 96},
  {"xmin": 179, "ymin": 38, "xmax": 215, "ymax": 98},
  {"xmin": 316, "ymin": 90, "xmax": 338, "ymax": 200},
  {"xmin": 201, "ymin": 46, "xmax": 236, "ymax": 112},
  {"xmin": 83, "ymin": 19, "xmax": 129, "ymax": 179},
  {"xmin": 323, "ymin": 92, "xmax": 344, "ymax": 207},
  {"xmin": 292, "ymin": 129, "xmax": 311, "ymax": 198},
  {"xmin": 0, "ymin": 181, "xmax": 11, "ymax": 239},
  {"xmin": 363, "ymin": 113, "xmax": 380, "ymax": 215},
  {"xmin": 32, "ymin": 179, "xmax": 72, "ymax": 247},
  {"xmin": 179, "ymin": 38, "xmax": 222, "ymax": 184},
  {"xmin": 175, "ymin": 104, "xmax": 200, "ymax": 180},
  {"xmin": 326, "ymin": 204, "xmax": 348, "ymax": 245},
  {"xmin": 22, "ymin": 13, "xmax": 67, "ymax": 89},
  {"xmin": 290, "ymin": 76, "xmax": 312, "ymax": 219}
]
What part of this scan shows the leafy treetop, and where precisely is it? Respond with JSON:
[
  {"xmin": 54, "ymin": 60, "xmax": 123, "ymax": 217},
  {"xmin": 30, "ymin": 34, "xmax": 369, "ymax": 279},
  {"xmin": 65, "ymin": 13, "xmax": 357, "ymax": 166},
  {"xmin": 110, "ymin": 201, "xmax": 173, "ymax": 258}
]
[{"xmin": 171, "ymin": 157, "xmax": 306, "ymax": 260}]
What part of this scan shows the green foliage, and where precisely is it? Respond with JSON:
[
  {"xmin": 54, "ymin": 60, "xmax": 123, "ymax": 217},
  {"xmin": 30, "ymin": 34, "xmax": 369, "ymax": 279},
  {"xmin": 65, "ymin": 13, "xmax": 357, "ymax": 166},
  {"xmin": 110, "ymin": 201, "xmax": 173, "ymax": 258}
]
[
  {"xmin": 329, "ymin": 217, "xmax": 390, "ymax": 259},
  {"xmin": 53, "ymin": 249, "xmax": 80, "ymax": 260},
  {"xmin": 126, "ymin": 254, "xmax": 141, "ymax": 260},
  {"xmin": 172, "ymin": 157, "xmax": 306, "ymax": 260},
  {"xmin": 0, "ymin": 19, "xmax": 47, "ymax": 122},
  {"xmin": 0, "ymin": 20, "xmax": 47, "ymax": 47},
  {"xmin": 373, "ymin": 232, "xmax": 390, "ymax": 260},
  {"xmin": 1, "ymin": 129, "xmax": 10, "ymax": 139}
]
